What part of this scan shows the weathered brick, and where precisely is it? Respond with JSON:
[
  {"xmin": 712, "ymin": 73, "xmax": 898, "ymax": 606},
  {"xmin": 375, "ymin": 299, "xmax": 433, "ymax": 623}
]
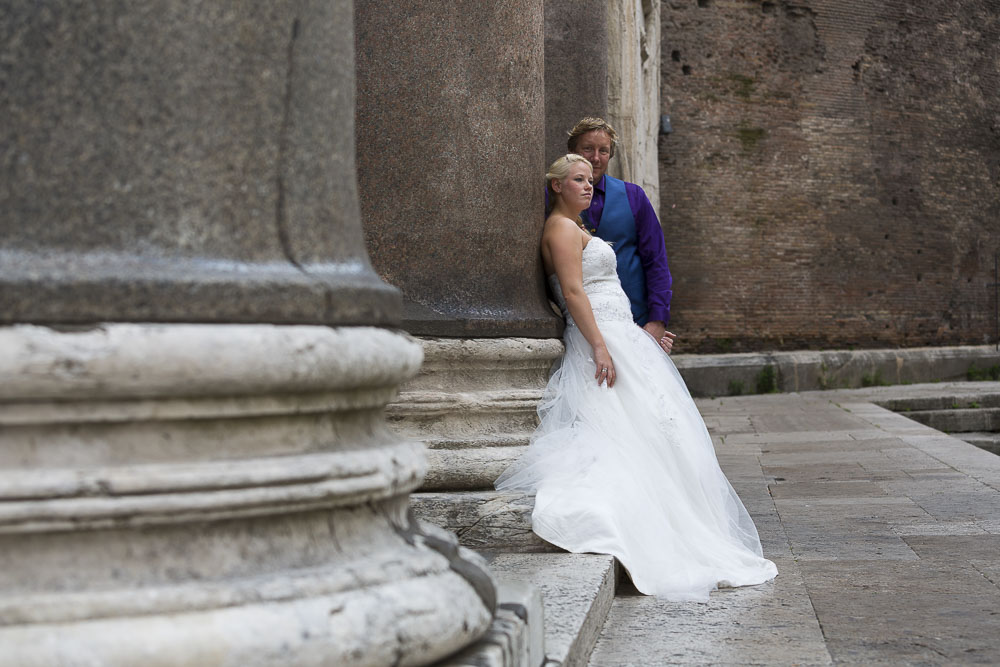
[{"xmin": 660, "ymin": 0, "xmax": 1000, "ymax": 352}]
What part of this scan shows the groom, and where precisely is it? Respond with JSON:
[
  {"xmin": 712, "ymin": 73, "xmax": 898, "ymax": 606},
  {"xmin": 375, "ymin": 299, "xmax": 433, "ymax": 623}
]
[{"xmin": 567, "ymin": 117, "xmax": 675, "ymax": 353}]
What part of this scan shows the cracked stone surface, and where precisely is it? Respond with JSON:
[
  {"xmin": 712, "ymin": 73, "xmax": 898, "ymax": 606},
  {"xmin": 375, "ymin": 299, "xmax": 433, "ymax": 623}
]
[{"xmin": 588, "ymin": 383, "xmax": 1000, "ymax": 666}]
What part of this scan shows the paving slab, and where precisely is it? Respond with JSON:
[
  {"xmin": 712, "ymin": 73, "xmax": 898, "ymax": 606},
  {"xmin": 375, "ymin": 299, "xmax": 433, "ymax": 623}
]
[
  {"xmin": 588, "ymin": 383, "xmax": 1000, "ymax": 666},
  {"xmin": 798, "ymin": 559, "xmax": 1000, "ymax": 665},
  {"xmin": 588, "ymin": 558, "xmax": 832, "ymax": 666}
]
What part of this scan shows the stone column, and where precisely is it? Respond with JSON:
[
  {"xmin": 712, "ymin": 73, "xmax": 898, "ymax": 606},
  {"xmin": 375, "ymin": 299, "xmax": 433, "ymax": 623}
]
[
  {"xmin": 0, "ymin": 2, "xmax": 493, "ymax": 664},
  {"xmin": 356, "ymin": 1, "xmax": 565, "ymax": 492},
  {"xmin": 544, "ymin": 0, "xmax": 610, "ymax": 166},
  {"xmin": 355, "ymin": 0, "xmax": 554, "ymax": 340},
  {"xmin": 543, "ymin": 0, "xmax": 660, "ymax": 207},
  {"xmin": 607, "ymin": 0, "xmax": 662, "ymax": 212}
]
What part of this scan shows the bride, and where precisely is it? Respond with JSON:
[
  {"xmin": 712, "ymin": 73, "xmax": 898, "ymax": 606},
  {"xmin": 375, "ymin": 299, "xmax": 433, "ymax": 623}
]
[{"xmin": 495, "ymin": 154, "xmax": 777, "ymax": 601}]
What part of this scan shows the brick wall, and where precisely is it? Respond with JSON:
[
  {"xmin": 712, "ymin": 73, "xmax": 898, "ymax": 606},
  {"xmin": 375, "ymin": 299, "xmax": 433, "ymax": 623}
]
[{"xmin": 660, "ymin": 0, "xmax": 1000, "ymax": 352}]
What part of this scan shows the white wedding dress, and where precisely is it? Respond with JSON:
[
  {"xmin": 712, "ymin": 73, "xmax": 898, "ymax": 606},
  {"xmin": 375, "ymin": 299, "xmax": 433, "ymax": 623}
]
[{"xmin": 495, "ymin": 239, "xmax": 777, "ymax": 601}]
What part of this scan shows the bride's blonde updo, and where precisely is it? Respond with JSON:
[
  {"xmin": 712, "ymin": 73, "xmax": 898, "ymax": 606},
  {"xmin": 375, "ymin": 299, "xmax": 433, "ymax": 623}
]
[{"xmin": 545, "ymin": 153, "xmax": 592, "ymax": 230}]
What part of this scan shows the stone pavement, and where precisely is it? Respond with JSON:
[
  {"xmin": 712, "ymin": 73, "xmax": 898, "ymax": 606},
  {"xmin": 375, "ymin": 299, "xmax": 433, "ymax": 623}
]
[{"xmin": 589, "ymin": 383, "xmax": 1000, "ymax": 666}]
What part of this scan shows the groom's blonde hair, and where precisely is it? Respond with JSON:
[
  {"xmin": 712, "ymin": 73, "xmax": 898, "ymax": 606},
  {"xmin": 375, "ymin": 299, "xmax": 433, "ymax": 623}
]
[{"xmin": 567, "ymin": 117, "xmax": 619, "ymax": 158}]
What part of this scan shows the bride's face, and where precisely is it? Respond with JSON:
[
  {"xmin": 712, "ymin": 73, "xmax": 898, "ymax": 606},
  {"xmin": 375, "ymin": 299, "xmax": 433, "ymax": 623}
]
[{"xmin": 556, "ymin": 162, "xmax": 594, "ymax": 209}]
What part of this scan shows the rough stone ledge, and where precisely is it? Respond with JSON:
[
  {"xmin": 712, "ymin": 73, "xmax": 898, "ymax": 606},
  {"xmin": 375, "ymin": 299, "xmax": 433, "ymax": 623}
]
[
  {"xmin": 422, "ymin": 434, "xmax": 532, "ymax": 451},
  {"xmin": 387, "ymin": 389, "xmax": 541, "ymax": 439},
  {"xmin": 904, "ymin": 407, "xmax": 1000, "ymax": 433},
  {"xmin": 874, "ymin": 391, "xmax": 1000, "ymax": 412},
  {"xmin": 411, "ymin": 491, "xmax": 558, "ymax": 553},
  {"xmin": 674, "ymin": 345, "xmax": 1000, "ymax": 397},
  {"xmin": 390, "ymin": 389, "xmax": 546, "ymax": 412},
  {"xmin": 956, "ymin": 432, "xmax": 1000, "ymax": 455}
]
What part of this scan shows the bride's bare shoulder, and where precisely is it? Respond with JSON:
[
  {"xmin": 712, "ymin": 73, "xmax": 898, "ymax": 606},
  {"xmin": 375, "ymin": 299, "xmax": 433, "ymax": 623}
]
[{"xmin": 543, "ymin": 214, "xmax": 583, "ymax": 241}]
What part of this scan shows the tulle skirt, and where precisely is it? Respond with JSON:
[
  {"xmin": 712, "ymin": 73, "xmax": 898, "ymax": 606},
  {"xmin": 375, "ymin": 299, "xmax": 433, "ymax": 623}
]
[{"xmin": 495, "ymin": 320, "xmax": 777, "ymax": 601}]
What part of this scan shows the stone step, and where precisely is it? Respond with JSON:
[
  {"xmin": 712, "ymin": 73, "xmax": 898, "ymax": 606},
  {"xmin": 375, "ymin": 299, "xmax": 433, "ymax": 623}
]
[
  {"xmin": 876, "ymin": 392, "xmax": 1000, "ymax": 412},
  {"xmin": 956, "ymin": 432, "xmax": 1000, "ymax": 455},
  {"xmin": 483, "ymin": 552, "xmax": 617, "ymax": 667},
  {"xmin": 423, "ymin": 446, "xmax": 527, "ymax": 491},
  {"xmin": 672, "ymin": 345, "xmax": 1000, "ymax": 397},
  {"xmin": 411, "ymin": 491, "xmax": 558, "ymax": 553},
  {"xmin": 904, "ymin": 407, "xmax": 1000, "ymax": 433},
  {"xmin": 439, "ymin": 579, "xmax": 544, "ymax": 667},
  {"xmin": 415, "ymin": 492, "xmax": 618, "ymax": 666}
]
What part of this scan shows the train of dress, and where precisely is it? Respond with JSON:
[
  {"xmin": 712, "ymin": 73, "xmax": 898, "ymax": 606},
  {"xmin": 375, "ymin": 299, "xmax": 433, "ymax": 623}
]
[{"xmin": 495, "ymin": 241, "xmax": 777, "ymax": 601}]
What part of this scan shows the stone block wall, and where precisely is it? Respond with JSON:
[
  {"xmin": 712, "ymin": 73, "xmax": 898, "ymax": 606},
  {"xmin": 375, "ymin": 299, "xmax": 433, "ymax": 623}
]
[{"xmin": 659, "ymin": 0, "xmax": 1000, "ymax": 352}]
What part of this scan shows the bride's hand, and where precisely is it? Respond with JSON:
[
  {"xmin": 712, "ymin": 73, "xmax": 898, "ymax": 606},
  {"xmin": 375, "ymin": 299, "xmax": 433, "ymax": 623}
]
[{"xmin": 594, "ymin": 346, "xmax": 616, "ymax": 388}]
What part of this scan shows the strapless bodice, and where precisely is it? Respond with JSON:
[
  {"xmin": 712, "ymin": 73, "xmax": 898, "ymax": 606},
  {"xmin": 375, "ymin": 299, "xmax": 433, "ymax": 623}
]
[{"xmin": 548, "ymin": 240, "xmax": 634, "ymax": 327}]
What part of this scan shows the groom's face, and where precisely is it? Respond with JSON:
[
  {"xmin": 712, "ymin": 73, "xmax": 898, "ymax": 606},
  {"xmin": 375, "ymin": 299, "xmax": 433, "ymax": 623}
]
[{"xmin": 574, "ymin": 130, "xmax": 612, "ymax": 184}]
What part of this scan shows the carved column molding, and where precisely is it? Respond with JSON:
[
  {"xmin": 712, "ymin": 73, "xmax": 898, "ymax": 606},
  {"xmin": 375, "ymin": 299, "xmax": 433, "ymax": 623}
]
[
  {"xmin": 388, "ymin": 337, "xmax": 564, "ymax": 491},
  {"xmin": 0, "ymin": 325, "xmax": 494, "ymax": 664}
]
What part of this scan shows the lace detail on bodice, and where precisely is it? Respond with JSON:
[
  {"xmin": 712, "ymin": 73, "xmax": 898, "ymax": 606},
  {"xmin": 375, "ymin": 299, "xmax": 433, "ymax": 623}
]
[{"xmin": 548, "ymin": 240, "xmax": 635, "ymax": 328}]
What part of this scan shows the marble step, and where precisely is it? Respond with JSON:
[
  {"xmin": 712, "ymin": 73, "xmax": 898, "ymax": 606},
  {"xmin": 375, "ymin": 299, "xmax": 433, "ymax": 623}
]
[
  {"xmin": 417, "ymin": 493, "xmax": 618, "ymax": 666},
  {"xmin": 411, "ymin": 491, "xmax": 558, "ymax": 553},
  {"xmin": 483, "ymin": 552, "xmax": 617, "ymax": 667}
]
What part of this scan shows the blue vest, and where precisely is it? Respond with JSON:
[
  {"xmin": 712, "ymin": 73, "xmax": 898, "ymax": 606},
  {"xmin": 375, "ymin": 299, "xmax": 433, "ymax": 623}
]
[{"xmin": 583, "ymin": 175, "xmax": 648, "ymax": 325}]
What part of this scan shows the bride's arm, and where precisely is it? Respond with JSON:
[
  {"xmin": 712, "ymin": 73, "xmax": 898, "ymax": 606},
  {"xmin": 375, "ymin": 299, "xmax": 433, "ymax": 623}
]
[{"xmin": 545, "ymin": 218, "xmax": 616, "ymax": 387}]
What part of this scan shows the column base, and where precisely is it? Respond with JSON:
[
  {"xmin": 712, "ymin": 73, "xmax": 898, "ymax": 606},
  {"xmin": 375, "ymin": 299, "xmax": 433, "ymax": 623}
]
[
  {"xmin": 387, "ymin": 337, "xmax": 564, "ymax": 491},
  {"xmin": 0, "ymin": 323, "xmax": 494, "ymax": 666}
]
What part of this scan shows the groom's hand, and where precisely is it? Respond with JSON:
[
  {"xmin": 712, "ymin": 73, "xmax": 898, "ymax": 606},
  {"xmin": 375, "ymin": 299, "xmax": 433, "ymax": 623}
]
[
  {"xmin": 659, "ymin": 330, "xmax": 676, "ymax": 354},
  {"xmin": 643, "ymin": 321, "xmax": 675, "ymax": 354},
  {"xmin": 643, "ymin": 320, "xmax": 665, "ymax": 341}
]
